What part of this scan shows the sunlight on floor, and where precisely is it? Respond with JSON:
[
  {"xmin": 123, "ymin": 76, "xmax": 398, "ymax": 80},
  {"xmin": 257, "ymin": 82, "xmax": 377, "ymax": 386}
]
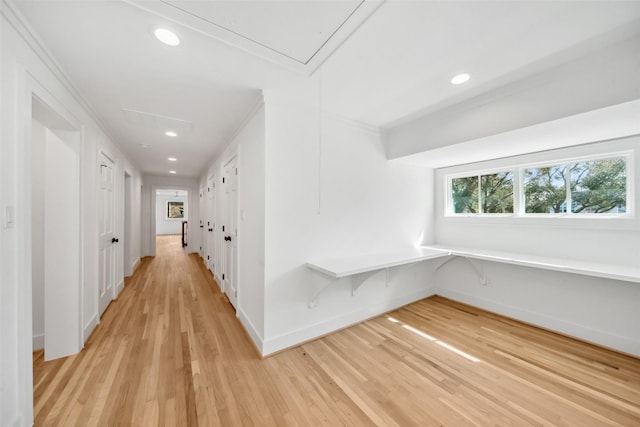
[{"xmin": 387, "ymin": 316, "xmax": 481, "ymax": 362}]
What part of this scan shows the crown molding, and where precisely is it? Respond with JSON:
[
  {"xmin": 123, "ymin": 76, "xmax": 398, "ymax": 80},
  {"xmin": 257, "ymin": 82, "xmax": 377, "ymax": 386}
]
[{"xmin": 1, "ymin": 0, "xmax": 141, "ymax": 172}]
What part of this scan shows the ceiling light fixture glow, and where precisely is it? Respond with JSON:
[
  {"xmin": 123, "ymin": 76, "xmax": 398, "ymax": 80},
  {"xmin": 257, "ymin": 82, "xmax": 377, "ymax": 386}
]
[
  {"xmin": 451, "ymin": 73, "xmax": 470, "ymax": 85},
  {"xmin": 165, "ymin": 130, "xmax": 177, "ymax": 137},
  {"xmin": 169, "ymin": 170, "xmax": 177, "ymax": 174},
  {"xmin": 168, "ymin": 157, "xmax": 177, "ymax": 161},
  {"xmin": 154, "ymin": 28, "xmax": 180, "ymax": 46}
]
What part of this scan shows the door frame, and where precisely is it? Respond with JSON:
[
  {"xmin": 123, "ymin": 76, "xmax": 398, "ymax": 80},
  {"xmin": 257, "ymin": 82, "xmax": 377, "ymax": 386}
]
[
  {"xmin": 16, "ymin": 68, "xmax": 85, "ymax": 421},
  {"xmin": 149, "ymin": 185, "xmax": 192, "ymax": 256}
]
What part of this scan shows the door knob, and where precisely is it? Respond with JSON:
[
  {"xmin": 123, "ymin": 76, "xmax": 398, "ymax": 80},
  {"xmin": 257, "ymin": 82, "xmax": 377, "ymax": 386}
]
[{"xmin": 112, "ymin": 237, "xmax": 119, "ymax": 243}]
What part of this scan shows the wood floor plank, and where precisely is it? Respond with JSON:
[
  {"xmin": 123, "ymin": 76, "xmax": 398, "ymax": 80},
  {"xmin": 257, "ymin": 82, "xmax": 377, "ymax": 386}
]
[{"xmin": 33, "ymin": 235, "xmax": 640, "ymax": 426}]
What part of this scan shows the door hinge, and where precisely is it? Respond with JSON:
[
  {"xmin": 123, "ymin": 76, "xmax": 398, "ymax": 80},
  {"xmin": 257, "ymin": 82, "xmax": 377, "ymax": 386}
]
[
  {"xmin": 222, "ymin": 177, "xmax": 226, "ymax": 184},
  {"xmin": 235, "ymin": 290, "xmax": 237, "ymax": 297},
  {"xmin": 208, "ymin": 187, "xmax": 210, "ymax": 192},
  {"xmin": 235, "ymin": 168, "xmax": 238, "ymax": 175},
  {"xmin": 207, "ymin": 255, "xmax": 210, "ymax": 260},
  {"xmin": 222, "ymin": 225, "xmax": 225, "ymax": 232},
  {"xmin": 222, "ymin": 273, "xmax": 225, "ymax": 280}
]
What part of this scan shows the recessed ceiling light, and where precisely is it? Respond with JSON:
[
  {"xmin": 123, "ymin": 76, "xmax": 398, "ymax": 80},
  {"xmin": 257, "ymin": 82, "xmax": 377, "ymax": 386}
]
[
  {"xmin": 451, "ymin": 73, "xmax": 471, "ymax": 85},
  {"xmin": 168, "ymin": 157, "xmax": 177, "ymax": 161},
  {"xmin": 169, "ymin": 170, "xmax": 177, "ymax": 174},
  {"xmin": 165, "ymin": 131, "xmax": 177, "ymax": 137},
  {"xmin": 154, "ymin": 28, "xmax": 180, "ymax": 46}
]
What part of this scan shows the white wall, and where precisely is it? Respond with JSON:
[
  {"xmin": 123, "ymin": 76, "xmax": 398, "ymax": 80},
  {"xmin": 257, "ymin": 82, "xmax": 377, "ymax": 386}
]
[
  {"xmin": 236, "ymin": 105, "xmax": 266, "ymax": 350},
  {"xmin": 433, "ymin": 137, "xmax": 640, "ymax": 356},
  {"xmin": 387, "ymin": 33, "xmax": 640, "ymax": 161},
  {"xmin": 141, "ymin": 176, "xmax": 198, "ymax": 256},
  {"xmin": 198, "ymin": 102, "xmax": 266, "ymax": 349},
  {"xmin": 1, "ymin": 3, "xmax": 142, "ymax": 425},
  {"xmin": 199, "ymin": 90, "xmax": 436, "ymax": 356},
  {"xmin": 262, "ymin": 91, "xmax": 434, "ymax": 355},
  {"xmin": 155, "ymin": 193, "xmax": 187, "ymax": 235}
]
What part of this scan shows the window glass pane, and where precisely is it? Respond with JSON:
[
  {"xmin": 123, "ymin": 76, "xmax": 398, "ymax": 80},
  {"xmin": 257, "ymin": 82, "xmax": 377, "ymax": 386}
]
[
  {"xmin": 570, "ymin": 158, "xmax": 626, "ymax": 214},
  {"xmin": 481, "ymin": 172, "xmax": 513, "ymax": 213},
  {"xmin": 524, "ymin": 166, "xmax": 567, "ymax": 213},
  {"xmin": 452, "ymin": 176, "xmax": 478, "ymax": 213}
]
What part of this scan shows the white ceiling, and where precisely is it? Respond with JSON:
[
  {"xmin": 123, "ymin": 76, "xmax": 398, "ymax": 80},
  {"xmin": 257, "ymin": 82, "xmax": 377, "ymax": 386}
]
[
  {"xmin": 129, "ymin": 0, "xmax": 382, "ymax": 71},
  {"xmin": 13, "ymin": 0, "xmax": 640, "ymax": 178}
]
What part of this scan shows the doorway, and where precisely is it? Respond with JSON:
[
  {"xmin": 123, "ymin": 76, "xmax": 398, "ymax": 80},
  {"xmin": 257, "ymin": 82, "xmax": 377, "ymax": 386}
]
[
  {"xmin": 155, "ymin": 189, "xmax": 189, "ymax": 237},
  {"xmin": 31, "ymin": 96, "xmax": 82, "ymax": 361}
]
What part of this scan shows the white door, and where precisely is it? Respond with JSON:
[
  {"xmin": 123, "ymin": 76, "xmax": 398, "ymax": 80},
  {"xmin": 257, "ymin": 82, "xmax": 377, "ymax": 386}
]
[
  {"xmin": 98, "ymin": 152, "xmax": 116, "ymax": 316},
  {"xmin": 222, "ymin": 159, "xmax": 238, "ymax": 309},
  {"xmin": 44, "ymin": 129, "xmax": 81, "ymax": 360},
  {"xmin": 199, "ymin": 184, "xmax": 205, "ymax": 258},
  {"xmin": 206, "ymin": 175, "xmax": 216, "ymax": 274}
]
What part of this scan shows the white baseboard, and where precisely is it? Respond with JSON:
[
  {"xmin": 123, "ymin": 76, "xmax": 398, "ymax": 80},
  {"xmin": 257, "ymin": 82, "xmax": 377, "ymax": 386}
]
[
  {"xmin": 117, "ymin": 279, "xmax": 124, "ymax": 295},
  {"xmin": 130, "ymin": 258, "xmax": 140, "ymax": 274},
  {"xmin": 213, "ymin": 273, "xmax": 223, "ymax": 291},
  {"xmin": 436, "ymin": 288, "xmax": 640, "ymax": 357},
  {"xmin": 33, "ymin": 333, "xmax": 44, "ymax": 350},
  {"xmin": 84, "ymin": 314, "xmax": 99, "ymax": 342},
  {"xmin": 238, "ymin": 308, "xmax": 264, "ymax": 355},
  {"xmin": 262, "ymin": 288, "xmax": 436, "ymax": 356}
]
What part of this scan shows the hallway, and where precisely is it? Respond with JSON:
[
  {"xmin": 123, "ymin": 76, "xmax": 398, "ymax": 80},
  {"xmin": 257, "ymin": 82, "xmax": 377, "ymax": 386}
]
[
  {"xmin": 33, "ymin": 236, "xmax": 640, "ymax": 426},
  {"xmin": 33, "ymin": 235, "xmax": 371, "ymax": 426}
]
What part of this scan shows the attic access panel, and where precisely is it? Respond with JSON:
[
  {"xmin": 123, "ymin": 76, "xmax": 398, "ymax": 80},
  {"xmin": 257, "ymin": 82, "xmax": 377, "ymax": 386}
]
[{"xmin": 130, "ymin": 0, "xmax": 382, "ymax": 73}]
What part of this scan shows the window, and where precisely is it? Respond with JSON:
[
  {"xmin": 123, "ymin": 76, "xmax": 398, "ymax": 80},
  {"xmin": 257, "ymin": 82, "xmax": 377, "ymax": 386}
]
[
  {"xmin": 524, "ymin": 157, "xmax": 626, "ymax": 214},
  {"xmin": 448, "ymin": 154, "xmax": 629, "ymax": 217},
  {"xmin": 452, "ymin": 171, "xmax": 513, "ymax": 214}
]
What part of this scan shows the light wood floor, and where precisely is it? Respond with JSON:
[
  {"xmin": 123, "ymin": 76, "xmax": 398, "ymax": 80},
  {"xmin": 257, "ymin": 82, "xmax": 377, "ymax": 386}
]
[{"xmin": 33, "ymin": 235, "xmax": 640, "ymax": 426}]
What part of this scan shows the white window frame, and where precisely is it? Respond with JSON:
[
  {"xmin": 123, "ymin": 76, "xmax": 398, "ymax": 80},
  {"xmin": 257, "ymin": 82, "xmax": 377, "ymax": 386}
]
[
  {"xmin": 447, "ymin": 168, "xmax": 516, "ymax": 216},
  {"xmin": 445, "ymin": 149, "xmax": 633, "ymax": 219}
]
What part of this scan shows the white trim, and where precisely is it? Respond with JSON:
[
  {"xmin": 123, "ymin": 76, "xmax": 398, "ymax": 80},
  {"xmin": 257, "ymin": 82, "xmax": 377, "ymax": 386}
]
[
  {"xmin": 238, "ymin": 308, "xmax": 263, "ymax": 355},
  {"xmin": 32, "ymin": 334, "xmax": 44, "ymax": 351},
  {"xmin": 84, "ymin": 314, "xmax": 99, "ymax": 342},
  {"xmin": 130, "ymin": 258, "xmax": 140, "ymax": 275}
]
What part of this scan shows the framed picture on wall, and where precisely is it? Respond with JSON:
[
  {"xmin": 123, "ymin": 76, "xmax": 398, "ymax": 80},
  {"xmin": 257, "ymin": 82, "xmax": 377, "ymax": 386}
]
[{"xmin": 167, "ymin": 201, "xmax": 184, "ymax": 219}]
